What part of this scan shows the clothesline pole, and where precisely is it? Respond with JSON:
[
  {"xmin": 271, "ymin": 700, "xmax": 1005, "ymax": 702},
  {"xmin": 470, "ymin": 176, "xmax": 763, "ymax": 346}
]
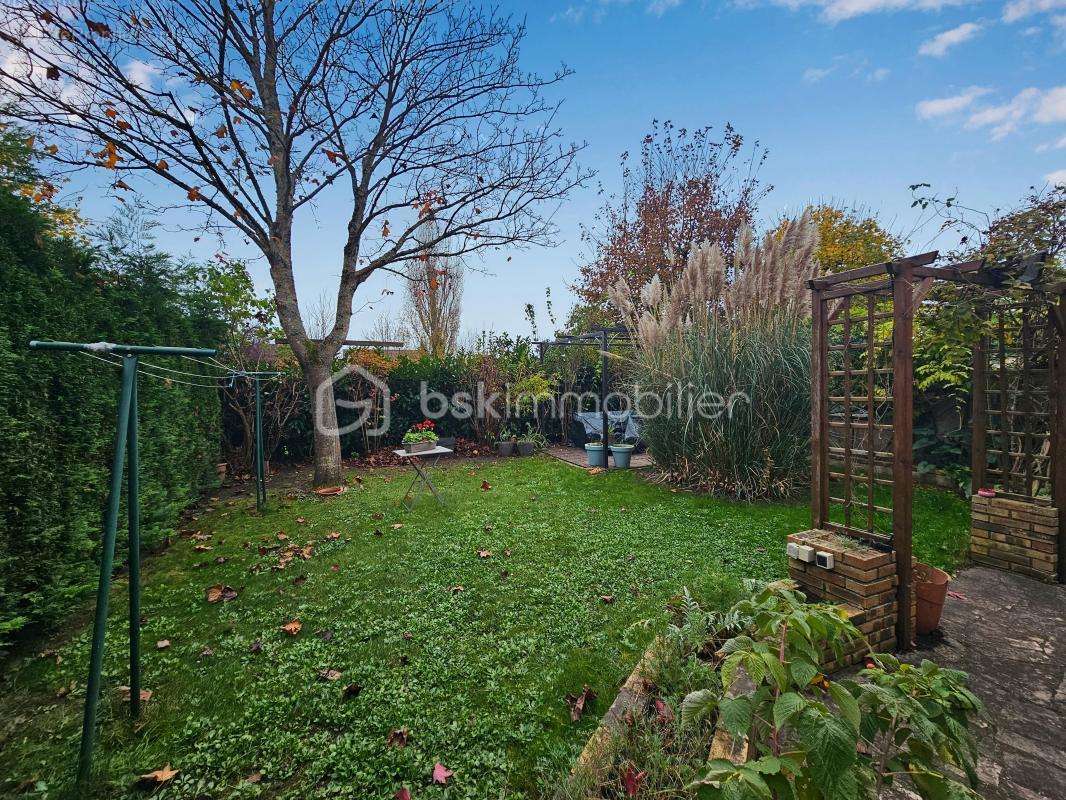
[{"xmin": 28, "ymin": 340, "xmax": 217, "ymax": 787}]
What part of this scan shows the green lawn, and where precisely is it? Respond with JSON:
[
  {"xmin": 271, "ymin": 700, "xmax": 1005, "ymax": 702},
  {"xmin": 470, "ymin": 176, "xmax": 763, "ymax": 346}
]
[{"xmin": 0, "ymin": 456, "xmax": 970, "ymax": 799}]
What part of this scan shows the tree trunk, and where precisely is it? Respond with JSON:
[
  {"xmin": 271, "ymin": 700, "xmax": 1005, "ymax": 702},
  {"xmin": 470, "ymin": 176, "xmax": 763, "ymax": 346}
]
[{"xmin": 306, "ymin": 361, "xmax": 346, "ymax": 487}]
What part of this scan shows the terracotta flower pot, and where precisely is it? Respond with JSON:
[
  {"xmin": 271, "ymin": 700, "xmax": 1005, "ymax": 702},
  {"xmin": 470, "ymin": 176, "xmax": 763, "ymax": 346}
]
[{"xmin": 914, "ymin": 562, "xmax": 950, "ymax": 635}]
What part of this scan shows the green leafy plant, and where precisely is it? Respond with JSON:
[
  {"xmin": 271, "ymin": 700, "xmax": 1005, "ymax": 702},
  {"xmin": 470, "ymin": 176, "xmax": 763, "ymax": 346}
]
[
  {"xmin": 401, "ymin": 419, "xmax": 439, "ymax": 446},
  {"xmin": 683, "ymin": 584, "xmax": 984, "ymax": 800}
]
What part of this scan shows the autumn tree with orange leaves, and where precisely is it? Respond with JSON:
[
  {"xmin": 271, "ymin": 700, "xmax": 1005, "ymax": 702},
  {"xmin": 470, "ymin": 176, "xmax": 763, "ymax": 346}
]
[
  {"xmin": 575, "ymin": 120, "xmax": 769, "ymax": 315},
  {"xmin": 0, "ymin": 0, "xmax": 588, "ymax": 485}
]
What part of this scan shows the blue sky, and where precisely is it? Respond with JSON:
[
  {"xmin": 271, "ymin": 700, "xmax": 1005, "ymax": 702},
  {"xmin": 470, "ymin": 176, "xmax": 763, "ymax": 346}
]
[{"xmin": 78, "ymin": 0, "xmax": 1066, "ymax": 341}]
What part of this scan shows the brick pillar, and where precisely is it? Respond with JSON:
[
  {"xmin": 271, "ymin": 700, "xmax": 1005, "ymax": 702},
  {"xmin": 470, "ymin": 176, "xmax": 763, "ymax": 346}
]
[
  {"xmin": 970, "ymin": 495, "xmax": 1058, "ymax": 581},
  {"xmin": 787, "ymin": 530, "xmax": 912, "ymax": 666}
]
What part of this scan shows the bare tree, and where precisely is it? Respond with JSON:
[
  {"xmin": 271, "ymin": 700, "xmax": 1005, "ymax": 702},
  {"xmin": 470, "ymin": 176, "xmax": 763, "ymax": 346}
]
[
  {"xmin": 362, "ymin": 310, "xmax": 409, "ymax": 347},
  {"xmin": 0, "ymin": 0, "xmax": 588, "ymax": 485},
  {"xmin": 405, "ymin": 218, "xmax": 463, "ymax": 358}
]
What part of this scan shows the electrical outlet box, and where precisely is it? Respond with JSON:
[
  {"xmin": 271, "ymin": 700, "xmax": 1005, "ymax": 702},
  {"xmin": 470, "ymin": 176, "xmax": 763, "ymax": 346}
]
[
  {"xmin": 815, "ymin": 551, "xmax": 835, "ymax": 570},
  {"xmin": 787, "ymin": 542, "xmax": 816, "ymax": 563}
]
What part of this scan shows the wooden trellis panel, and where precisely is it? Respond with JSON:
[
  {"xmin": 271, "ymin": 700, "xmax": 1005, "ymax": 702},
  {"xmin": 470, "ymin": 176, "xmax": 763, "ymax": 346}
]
[{"xmin": 972, "ymin": 295, "xmax": 1056, "ymax": 503}]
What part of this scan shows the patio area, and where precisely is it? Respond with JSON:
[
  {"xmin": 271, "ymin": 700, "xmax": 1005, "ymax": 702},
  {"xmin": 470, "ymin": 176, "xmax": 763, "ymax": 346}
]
[
  {"xmin": 907, "ymin": 567, "xmax": 1066, "ymax": 800},
  {"xmin": 546, "ymin": 445, "xmax": 656, "ymax": 470}
]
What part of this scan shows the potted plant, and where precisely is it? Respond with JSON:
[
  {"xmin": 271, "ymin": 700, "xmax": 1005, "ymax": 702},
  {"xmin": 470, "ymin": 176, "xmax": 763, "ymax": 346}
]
[
  {"xmin": 914, "ymin": 561, "xmax": 951, "ymax": 635},
  {"xmin": 497, "ymin": 426, "xmax": 516, "ymax": 456},
  {"xmin": 609, "ymin": 437, "xmax": 635, "ymax": 469},
  {"xmin": 516, "ymin": 424, "xmax": 543, "ymax": 456},
  {"xmin": 402, "ymin": 420, "xmax": 439, "ymax": 454},
  {"xmin": 585, "ymin": 436, "xmax": 606, "ymax": 468}
]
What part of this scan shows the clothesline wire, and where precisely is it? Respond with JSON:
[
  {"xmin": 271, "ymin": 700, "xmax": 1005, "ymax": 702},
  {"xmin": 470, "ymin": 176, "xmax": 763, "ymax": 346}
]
[{"xmin": 79, "ymin": 352, "xmax": 235, "ymax": 389}]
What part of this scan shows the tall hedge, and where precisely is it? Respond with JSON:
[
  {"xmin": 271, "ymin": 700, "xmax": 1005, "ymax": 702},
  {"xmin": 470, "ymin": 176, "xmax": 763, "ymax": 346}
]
[{"xmin": 0, "ymin": 193, "xmax": 224, "ymax": 644}]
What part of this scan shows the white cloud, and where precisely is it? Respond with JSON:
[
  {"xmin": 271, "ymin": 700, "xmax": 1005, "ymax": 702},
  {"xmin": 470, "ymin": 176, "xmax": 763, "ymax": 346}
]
[
  {"xmin": 762, "ymin": 0, "xmax": 976, "ymax": 24},
  {"xmin": 966, "ymin": 87, "xmax": 1041, "ymax": 138},
  {"xmin": 1034, "ymin": 86, "xmax": 1066, "ymax": 122},
  {"xmin": 1003, "ymin": 0, "xmax": 1066, "ymax": 22},
  {"xmin": 1046, "ymin": 168, "xmax": 1066, "ymax": 185},
  {"xmin": 919, "ymin": 21, "xmax": 982, "ymax": 56},
  {"xmin": 803, "ymin": 66, "xmax": 835, "ymax": 82},
  {"xmin": 646, "ymin": 0, "xmax": 682, "ymax": 13},
  {"xmin": 1035, "ymin": 133, "xmax": 1066, "ymax": 150},
  {"xmin": 123, "ymin": 59, "xmax": 159, "ymax": 91},
  {"xmin": 550, "ymin": 0, "xmax": 677, "ymax": 23},
  {"xmin": 869, "ymin": 67, "xmax": 891, "ymax": 81},
  {"xmin": 915, "ymin": 86, "xmax": 990, "ymax": 119}
]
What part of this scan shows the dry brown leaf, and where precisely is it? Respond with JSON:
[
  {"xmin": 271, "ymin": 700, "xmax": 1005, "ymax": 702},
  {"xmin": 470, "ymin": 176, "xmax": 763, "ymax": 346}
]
[
  {"xmin": 281, "ymin": 619, "xmax": 302, "ymax": 636},
  {"xmin": 137, "ymin": 764, "xmax": 177, "ymax": 787}
]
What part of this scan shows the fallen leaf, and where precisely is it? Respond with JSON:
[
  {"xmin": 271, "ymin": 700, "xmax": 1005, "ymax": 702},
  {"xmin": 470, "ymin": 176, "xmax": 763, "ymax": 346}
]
[
  {"xmin": 391, "ymin": 523, "xmax": 404, "ymax": 530},
  {"xmin": 394, "ymin": 789, "xmax": 411, "ymax": 800},
  {"xmin": 156, "ymin": 639, "xmax": 170, "ymax": 650},
  {"xmin": 432, "ymin": 762, "xmax": 453, "ymax": 785},
  {"xmin": 193, "ymin": 543, "xmax": 212, "ymax": 552},
  {"xmin": 246, "ymin": 771, "xmax": 262, "ymax": 784},
  {"xmin": 296, "ymin": 516, "xmax": 307, "ymax": 524},
  {"xmin": 386, "ymin": 727, "xmax": 409, "ymax": 748},
  {"xmin": 205, "ymin": 584, "xmax": 237, "ymax": 603},
  {"xmin": 600, "ymin": 595, "xmax": 615, "ymax": 605},
  {"xmin": 587, "ymin": 467, "xmax": 604, "ymax": 475},
  {"xmin": 566, "ymin": 685, "xmax": 596, "ymax": 722},
  {"xmin": 199, "ymin": 647, "xmax": 214, "ymax": 658},
  {"xmin": 450, "ymin": 585, "xmax": 464, "ymax": 594},
  {"xmin": 343, "ymin": 683, "xmax": 362, "ymax": 698},
  {"xmin": 318, "ymin": 668, "xmax": 342, "ymax": 682},
  {"xmin": 654, "ymin": 698, "xmax": 674, "ymax": 725},
  {"xmin": 117, "ymin": 686, "xmax": 153, "ymax": 702},
  {"xmin": 325, "ymin": 531, "xmax": 341, "ymax": 540},
  {"xmin": 622, "ymin": 764, "xmax": 647, "ymax": 797},
  {"xmin": 137, "ymin": 764, "xmax": 178, "ymax": 787},
  {"xmin": 249, "ymin": 640, "xmax": 263, "ymax": 653},
  {"xmin": 276, "ymin": 532, "xmax": 288, "ymax": 541},
  {"xmin": 372, "ymin": 512, "xmax": 384, "ymax": 520},
  {"xmin": 281, "ymin": 620, "xmax": 302, "ymax": 636},
  {"xmin": 480, "ymin": 480, "xmax": 492, "ymax": 491},
  {"xmin": 477, "ymin": 549, "xmax": 492, "ymax": 559}
]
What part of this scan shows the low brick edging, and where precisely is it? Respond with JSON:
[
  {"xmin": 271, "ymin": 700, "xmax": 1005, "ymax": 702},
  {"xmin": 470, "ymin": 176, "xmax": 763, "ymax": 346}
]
[
  {"xmin": 787, "ymin": 530, "xmax": 913, "ymax": 665},
  {"xmin": 970, "ymin": 495, "xmax": 1058, "ymax": 581}
]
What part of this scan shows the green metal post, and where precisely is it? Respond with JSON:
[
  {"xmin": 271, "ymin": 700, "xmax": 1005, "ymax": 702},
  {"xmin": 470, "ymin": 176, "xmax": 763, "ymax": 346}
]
[
  {"xmin": 127, "ymin": 374, "xmax": 140, "ymax": 719},
  {"xmin": 78, "ymin": 355, "xmax": 136, "ymax": 786},
  {"xmin": 254, "ymin": 377, "xmax": 265, "ymax": 512}
]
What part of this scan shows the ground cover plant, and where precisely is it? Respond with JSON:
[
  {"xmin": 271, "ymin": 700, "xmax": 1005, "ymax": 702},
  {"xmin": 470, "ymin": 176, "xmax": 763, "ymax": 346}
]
[
  {"xmin": 0, "ymin": 457, "xmax": 969, "ymax": 799},
  {"xmin": 569, "ymin": 584, "xmax": 983, "ymax": 800}
]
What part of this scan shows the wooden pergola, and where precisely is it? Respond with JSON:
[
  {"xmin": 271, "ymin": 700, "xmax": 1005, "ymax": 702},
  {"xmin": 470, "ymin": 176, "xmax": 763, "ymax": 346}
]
[{"xmin": 808, "ymin": 251, "xmax": 1064, "ymax": 648}]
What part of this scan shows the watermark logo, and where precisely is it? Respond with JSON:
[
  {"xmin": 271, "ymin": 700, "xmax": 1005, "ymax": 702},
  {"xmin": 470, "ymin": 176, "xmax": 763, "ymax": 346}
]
[
  {"xmin": 314, "ymin": 367, "xmax": 751, "ymax": 436},
  {"xmin": 315, "ymin": 363, "xmax": 391, "ymax": 437}
]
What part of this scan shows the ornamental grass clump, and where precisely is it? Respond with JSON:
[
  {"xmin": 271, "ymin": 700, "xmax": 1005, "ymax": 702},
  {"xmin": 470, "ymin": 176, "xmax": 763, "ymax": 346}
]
[{"xmin": 609, "ymin": 209, "xmax": 819, "ymax": 499}]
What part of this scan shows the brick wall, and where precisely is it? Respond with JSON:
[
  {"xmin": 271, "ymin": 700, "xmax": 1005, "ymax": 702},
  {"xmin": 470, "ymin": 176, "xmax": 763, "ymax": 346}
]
[
  {"xmin": 970, "ymin": 495, "xmax": 1058, "ymax": 581},
  {"xmin": 787, "ymin": 530, "xmax": 911, "ymax": 668}
]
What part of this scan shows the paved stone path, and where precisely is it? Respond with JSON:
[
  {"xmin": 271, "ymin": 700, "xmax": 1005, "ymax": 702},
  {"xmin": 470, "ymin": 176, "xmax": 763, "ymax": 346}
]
[{"xmin": 908, "ymin": 567, "xmax": 1065, "ymax": 800}]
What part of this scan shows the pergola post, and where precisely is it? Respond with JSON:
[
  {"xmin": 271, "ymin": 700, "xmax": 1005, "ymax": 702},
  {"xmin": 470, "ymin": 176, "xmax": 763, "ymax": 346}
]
[
  {"xmin": 810, "ymin": 287, "xmax": 828, "ymax": 529},
  {"xmin": 1054, "ymin": 294, "xmax": 1066, "ymax": 583},
  {"xmin": 890, "ymin": 262, "xmax": 915, "ymax": 650},
  {"xmin": 971, "ymin": 310, "xmax": 988, "ymax": 495}
]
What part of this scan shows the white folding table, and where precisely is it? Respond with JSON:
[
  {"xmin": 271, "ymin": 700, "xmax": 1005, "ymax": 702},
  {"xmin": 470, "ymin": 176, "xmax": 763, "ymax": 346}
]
[{"xmin": 393, "ymin": 445, "xmax": 452, "ymax": 507}]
